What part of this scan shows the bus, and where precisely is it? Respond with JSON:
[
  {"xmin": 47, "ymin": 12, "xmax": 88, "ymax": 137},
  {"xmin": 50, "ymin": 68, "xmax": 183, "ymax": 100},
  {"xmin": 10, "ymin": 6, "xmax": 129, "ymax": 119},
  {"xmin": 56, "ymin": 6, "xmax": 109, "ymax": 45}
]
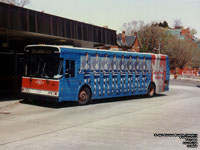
[{"xmin": 21, "ymin": 45, "xmax": 170, "ymax": 105}]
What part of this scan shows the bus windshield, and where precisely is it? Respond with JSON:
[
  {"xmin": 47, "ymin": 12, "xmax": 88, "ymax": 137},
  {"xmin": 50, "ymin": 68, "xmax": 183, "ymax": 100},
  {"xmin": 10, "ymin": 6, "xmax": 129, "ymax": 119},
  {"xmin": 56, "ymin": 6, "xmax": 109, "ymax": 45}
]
[{"xmin": 24, "ymin": 53, "xmax": 63, "ymax": 79}]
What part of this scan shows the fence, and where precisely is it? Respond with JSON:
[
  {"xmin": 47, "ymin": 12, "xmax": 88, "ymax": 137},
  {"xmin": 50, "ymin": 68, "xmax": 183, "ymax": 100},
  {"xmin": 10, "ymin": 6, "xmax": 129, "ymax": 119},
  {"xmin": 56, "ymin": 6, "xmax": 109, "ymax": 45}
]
[{"xmin": 171, "ymin": 68, "xmax": 200, "ymax": 76}]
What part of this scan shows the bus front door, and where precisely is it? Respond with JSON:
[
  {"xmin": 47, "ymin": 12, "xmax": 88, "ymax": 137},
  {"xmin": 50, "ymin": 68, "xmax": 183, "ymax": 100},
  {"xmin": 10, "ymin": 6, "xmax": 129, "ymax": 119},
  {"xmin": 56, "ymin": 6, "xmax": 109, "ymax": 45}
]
[{"xmin": 60, "ymin": 59, "xmax": 79, "ymax": 101}]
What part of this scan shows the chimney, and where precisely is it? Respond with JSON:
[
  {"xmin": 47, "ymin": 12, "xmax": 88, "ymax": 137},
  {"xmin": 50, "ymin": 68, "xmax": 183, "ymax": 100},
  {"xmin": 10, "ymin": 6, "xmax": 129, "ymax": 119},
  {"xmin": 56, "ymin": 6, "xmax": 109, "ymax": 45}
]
[
  {"xmin": 134, "ymin": 32, "xmax": 137, "ymax": 36},
  {"xmin": 122, "ymin": 31, "xmax": 126, "ymax": 43}
]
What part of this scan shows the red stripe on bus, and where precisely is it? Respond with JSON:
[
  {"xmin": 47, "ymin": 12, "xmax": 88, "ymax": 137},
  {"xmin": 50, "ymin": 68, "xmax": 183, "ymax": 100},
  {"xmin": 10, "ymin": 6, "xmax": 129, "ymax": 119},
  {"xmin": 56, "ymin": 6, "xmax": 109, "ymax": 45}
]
[
  {"xmin": 161, "ymin": 55, "xmax": 166, "ymax": 60},
  {"xmin": 22, "ymin": 77, "xmax": 59, "ymax": 91}
]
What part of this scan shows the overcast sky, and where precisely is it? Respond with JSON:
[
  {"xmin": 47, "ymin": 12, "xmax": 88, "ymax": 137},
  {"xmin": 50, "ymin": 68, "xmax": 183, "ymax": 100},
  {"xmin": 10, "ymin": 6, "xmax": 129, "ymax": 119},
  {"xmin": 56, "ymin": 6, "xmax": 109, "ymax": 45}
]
[{"xmin": 26, "ymin": 0, "xmax": 200, "ymax": 38}]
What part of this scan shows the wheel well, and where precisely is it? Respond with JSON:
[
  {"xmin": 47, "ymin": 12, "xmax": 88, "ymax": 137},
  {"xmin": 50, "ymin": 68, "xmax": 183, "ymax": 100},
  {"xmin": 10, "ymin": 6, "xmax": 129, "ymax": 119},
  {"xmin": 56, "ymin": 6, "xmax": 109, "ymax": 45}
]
[
  {"xmin": 149, "ymin": 82, "xmax": 156, "ymax": 93},
  {"xmin": 79, "ymin": 85, "xmax": 92, "ymax": 99}
]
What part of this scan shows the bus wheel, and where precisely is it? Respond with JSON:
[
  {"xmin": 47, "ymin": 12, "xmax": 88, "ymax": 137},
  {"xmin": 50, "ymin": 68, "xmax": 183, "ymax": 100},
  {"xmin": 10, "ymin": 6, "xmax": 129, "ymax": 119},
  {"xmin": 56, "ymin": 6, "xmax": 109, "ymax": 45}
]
[
  {"xmin": 23, "ymin": 98, "xmax": 32, "ymax": 103},
  {"xmin": 78, "ymin": 87, "xmax": 91, "ymax": 105},
  {"xmin": 147, "ymin": 83, "xmax": 155, "ymax": 97}
]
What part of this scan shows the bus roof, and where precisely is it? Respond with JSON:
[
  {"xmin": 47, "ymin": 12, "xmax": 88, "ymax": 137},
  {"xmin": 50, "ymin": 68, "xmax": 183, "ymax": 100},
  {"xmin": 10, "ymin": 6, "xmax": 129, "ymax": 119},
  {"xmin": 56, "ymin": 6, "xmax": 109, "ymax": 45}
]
[{"xmin": 25, "ymin": 44, "xmax": 168, "ymax": 57}]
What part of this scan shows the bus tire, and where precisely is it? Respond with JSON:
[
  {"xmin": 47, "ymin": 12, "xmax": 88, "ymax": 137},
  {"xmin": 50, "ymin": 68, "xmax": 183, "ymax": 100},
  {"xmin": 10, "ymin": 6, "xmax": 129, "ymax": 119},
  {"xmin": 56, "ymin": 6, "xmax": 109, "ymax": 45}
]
[
  {"xmin": 147, "ymin": 83, "xmax": 155, "ymax": 97},
  {"xmin": 78, "ymin": 87, "xmax": 91, "ymax": 105},
  {"xmin": 23, "ymin": 98, "xmax": 32, "ymax": 103}
]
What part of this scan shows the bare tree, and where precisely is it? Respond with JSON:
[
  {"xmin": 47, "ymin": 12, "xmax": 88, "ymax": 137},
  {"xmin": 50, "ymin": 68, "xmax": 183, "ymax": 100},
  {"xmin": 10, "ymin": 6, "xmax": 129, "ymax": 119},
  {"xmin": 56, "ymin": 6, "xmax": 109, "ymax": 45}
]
[
  {"xmin": 190, "ymin": 45, "xmax": 200, "ymax": 68},
  {"xmin": 173, "ymin": 19, "xmax": 182, "ymax": 28},
  {"xmin": 138, "ymin": 20, "xmax": 144, "ymax": 29},
  {"xmin": 137, "ymin": 23, "xmax": 199, "ymax": 69},
  {"xmin": 138, "ymin": 25, "xmax": 169, "ymax": 53},
  {"xmin": 122, "ymin": 20, "xmax": 145, "ymax": 36},
  {"xmin": 131, "ymin": 20, "xmax": 138, "ymax": 32},
  {"xmin": 190, "ymin": 28, "xmax": 197, "ymax": 36},
  {"xmin": 0, "ymin": 0, "xmax": 30, "ymax": 7}
]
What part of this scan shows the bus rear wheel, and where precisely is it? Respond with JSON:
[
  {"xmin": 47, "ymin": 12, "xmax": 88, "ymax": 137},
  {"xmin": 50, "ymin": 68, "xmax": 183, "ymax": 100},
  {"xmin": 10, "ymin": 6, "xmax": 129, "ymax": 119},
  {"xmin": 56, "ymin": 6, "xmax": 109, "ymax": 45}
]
[
  {"xmin": 147, "ymin": 83, "xmax": 155, "ymax": 97},
  {"xmin": 78, "ymin": 87, "xmax": 91, "ymax": 105}
]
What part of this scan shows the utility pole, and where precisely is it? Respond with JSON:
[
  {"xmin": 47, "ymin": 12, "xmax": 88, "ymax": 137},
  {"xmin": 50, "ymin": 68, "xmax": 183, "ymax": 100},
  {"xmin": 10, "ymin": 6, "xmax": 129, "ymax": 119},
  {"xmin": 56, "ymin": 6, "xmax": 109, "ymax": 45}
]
[{"xmin": 158, "ymin": 43, "xmax": 161, "ymax": 54}]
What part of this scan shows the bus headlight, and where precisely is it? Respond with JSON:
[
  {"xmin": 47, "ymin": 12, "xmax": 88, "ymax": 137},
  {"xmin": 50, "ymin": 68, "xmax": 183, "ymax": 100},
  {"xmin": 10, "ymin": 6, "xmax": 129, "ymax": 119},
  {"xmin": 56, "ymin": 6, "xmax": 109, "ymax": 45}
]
[{"xmin": 21, "ymin": 88, "xmax": 30, "ymax": 93}]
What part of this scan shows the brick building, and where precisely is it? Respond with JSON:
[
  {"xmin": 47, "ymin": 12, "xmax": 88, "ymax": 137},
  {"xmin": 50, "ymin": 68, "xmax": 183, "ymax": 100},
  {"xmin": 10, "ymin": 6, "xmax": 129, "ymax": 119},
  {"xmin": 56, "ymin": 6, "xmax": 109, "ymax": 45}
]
[
  {"xmin": 110, "ymin": 31, "xmax": 141, "ymax": 52},
  {"xmin": 167, "ymin": 27, "xmax": 200, "ymax": 48}
]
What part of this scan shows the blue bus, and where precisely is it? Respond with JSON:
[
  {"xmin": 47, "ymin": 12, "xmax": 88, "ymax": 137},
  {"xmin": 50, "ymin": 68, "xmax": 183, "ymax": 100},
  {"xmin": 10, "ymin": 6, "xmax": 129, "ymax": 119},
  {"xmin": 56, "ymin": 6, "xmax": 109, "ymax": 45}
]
[{"xmin": 21, "ymin": 45, "xmax": 170, "ymax": 105}]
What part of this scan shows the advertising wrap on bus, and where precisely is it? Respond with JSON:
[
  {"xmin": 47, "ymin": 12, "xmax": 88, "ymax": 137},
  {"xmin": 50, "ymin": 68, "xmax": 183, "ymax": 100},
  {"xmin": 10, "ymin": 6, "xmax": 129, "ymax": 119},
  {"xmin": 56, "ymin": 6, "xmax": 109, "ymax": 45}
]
[{"xmin": 21, "ymin": 45, "xmax": 170, "ymax": 105}]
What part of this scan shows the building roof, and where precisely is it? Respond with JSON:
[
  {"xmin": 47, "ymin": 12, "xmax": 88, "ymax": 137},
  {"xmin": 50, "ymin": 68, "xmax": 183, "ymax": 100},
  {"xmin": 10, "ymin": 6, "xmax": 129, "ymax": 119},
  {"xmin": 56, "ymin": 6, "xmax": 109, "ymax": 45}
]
[{"xmin": 117, "ymin": 35, "xmax": 137, "ymax": 47}]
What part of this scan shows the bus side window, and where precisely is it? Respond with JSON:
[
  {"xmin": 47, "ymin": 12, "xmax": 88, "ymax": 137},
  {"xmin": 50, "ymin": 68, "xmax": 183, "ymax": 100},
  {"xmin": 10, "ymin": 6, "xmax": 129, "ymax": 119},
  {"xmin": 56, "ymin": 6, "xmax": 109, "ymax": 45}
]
[{"xmin": 65, "ymin": 60, "xmax": 75, "ymax": 78}]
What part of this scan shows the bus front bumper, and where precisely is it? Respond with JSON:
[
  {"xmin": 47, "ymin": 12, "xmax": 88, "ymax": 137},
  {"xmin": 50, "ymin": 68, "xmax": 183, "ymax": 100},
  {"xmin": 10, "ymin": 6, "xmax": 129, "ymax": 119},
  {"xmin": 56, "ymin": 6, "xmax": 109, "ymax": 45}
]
[{"xmin": 20, "ymin": 93, "xmax": 59, "ymax": 103}]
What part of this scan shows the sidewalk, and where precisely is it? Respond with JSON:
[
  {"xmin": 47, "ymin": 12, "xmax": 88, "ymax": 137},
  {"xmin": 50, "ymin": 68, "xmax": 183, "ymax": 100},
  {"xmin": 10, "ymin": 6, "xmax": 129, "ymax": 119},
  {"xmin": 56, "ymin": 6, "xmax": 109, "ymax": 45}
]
[
  {"xmin": 170, "ymin": 75, "xmax": 200, "ymax": 82},
  {"xmin": 0, "ymin": 97, "xmax": 20, "ymax": 111}
]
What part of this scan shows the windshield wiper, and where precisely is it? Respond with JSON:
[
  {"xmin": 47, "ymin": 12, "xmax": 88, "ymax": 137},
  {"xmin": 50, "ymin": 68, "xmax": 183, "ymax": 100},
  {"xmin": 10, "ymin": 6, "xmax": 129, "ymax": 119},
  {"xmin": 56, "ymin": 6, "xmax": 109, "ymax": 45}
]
[
  {"xmin": 41, "ymin": 62, "xmax": 49, "ymax": 79},
  {"xmin": 54, "ymin": 60, "xmax": 63, "ymax": 79}
]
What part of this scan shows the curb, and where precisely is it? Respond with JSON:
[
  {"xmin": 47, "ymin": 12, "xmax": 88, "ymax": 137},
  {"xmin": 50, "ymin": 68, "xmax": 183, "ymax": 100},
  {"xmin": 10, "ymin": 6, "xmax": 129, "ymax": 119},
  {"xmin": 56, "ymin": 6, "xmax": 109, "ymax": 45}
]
[
  {"xmin": 0, "ymin": 100, "xmax": 20, "ymax": 110},
  {"xmin": 179, "ymin": 78, "xmax": 200, "ymax": 82}
]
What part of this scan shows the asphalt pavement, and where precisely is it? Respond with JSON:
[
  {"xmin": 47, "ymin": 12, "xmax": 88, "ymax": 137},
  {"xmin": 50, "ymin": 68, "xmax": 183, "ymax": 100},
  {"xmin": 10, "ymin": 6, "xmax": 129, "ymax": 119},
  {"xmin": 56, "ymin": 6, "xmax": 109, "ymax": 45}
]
[{"xmin": 0, "ymin": 79, "xmax": 200, "ymax": 150}]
